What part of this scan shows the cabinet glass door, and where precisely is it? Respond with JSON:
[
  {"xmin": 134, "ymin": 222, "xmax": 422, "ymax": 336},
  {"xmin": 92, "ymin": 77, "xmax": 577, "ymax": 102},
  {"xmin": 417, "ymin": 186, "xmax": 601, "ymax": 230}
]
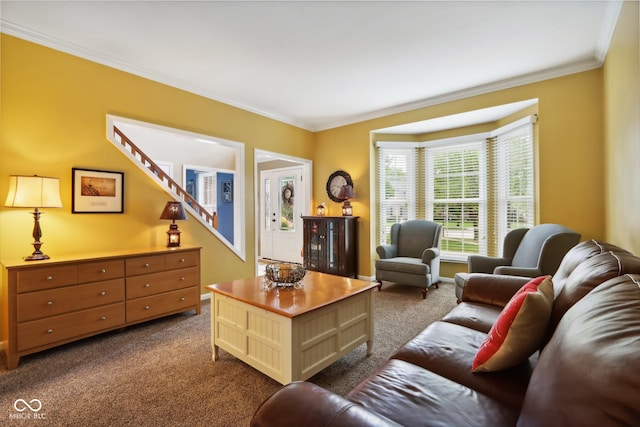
[
  {"xmin": 324, "ymin": 219, "xmax": 344, "ymax": 275},
  {"xmin": 304, "ymin": 219, "xmax": 323, "ymax": 271}
]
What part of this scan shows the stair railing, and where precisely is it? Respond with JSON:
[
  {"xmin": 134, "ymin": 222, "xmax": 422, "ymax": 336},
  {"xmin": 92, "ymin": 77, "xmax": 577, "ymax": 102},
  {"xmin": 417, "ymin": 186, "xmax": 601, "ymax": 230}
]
[{"xmin": 113, "ymin": 126, "xmax": 218, "ymax": 229}]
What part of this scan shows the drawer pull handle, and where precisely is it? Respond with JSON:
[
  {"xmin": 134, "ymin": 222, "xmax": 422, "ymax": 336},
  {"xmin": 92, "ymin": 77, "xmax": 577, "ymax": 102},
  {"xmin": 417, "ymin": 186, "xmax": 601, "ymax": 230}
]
[
  {"xmin": 100, "ymin": 316, "xmax": 106, "ymax": 321},
  {"xmin": 180, "ymin": 277, "xmax": 185, "ymax": 281},
  {"xmin": 47, "ymin": 329, "xmax": 53, "ymax": 334},
  {"xmin": 144, "ymin": 306, "xmax": 150, "ymax": 310},
  {"xmin": 180, "ymin": 258, "xmax": 185, "ymax": 262},
  {"xmin": 144, "ymin": 284, "xmax": 151, "ymax": 288},
  {"xmin": 100, "ymin": 291, "xmax": 107, "ymax": 296},
  {"xmin": 46, "ymin": 301, "xmax": 53, "ymax": 306},
  {"xmin": 144, "ymin": 263, "xmax": 150, "ymax": 268},
  {"xmin": 46, "ymin": 276, "xmax": 53, "ymax": 281},
  {"xmin": 180, "ymin": 297, "xmax": 185, "ymax": 302},
  {"xmin": 100, "ymin": 268, "xmax": 106, "ymax": 273}
]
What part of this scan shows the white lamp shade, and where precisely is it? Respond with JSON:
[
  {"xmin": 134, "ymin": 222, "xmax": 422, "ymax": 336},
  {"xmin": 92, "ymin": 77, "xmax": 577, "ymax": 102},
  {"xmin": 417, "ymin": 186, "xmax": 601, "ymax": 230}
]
[{"xmin": 5, "ymin": 175, "xmax": 63, "ymax": 208}]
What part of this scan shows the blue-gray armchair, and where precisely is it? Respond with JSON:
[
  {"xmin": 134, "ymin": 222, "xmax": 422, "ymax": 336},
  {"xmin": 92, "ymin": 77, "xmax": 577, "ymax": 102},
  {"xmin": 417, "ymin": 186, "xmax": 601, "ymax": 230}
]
[
  {"xmin": 375, "ymin": 220, "xmax": 442, "ymax": 299},
  {"xmin": 454, "ymin": 223, "xmax": 581, "ymax": 302}
]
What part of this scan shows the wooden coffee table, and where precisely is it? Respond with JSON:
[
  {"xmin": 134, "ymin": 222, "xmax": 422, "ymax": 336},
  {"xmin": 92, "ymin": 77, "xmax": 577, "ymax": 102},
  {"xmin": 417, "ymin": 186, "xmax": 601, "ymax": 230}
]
[{"xmin": 205, "ymin": 271, "xmax": 377, "ymax": 384}]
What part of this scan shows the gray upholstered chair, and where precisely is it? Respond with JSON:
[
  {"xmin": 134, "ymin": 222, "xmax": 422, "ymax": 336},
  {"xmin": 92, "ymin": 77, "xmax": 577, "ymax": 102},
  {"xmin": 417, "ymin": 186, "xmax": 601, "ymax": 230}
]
[
  {"xmin": 375, "ymin": 220, "xmax": 442, "ymax": 299},
  {"xmin": 454, "ymin": 223, "xmax": 581, "ymax": 302}
]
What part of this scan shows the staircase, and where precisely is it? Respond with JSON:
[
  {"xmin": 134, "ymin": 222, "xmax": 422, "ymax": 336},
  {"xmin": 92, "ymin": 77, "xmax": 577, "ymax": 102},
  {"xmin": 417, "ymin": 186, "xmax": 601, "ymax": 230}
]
[{"xmin": 111, "ymin": 126, "xmax": 224, "ymax": 240}]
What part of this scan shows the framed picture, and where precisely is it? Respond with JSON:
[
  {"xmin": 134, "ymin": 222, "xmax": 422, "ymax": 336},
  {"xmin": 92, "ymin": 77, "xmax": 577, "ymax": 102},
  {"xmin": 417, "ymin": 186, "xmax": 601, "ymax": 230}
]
[
  {"xmin": 72, "ymin": 168, "xmax": 124, "ymax": 213},
  {"xmin": 222, "ymin": 180, "xmax": 232, "ymax": 202}
]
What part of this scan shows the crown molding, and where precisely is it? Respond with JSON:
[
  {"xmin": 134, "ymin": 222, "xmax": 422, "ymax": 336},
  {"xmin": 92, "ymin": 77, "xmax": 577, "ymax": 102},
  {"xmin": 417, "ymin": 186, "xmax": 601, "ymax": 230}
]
[
  {"xmin": 0, "ymin": 21, "xmax": 313, "ymax": 131},
  {"xmin": 595, "ymin": 0, "xmax": 624, "ymax": 64},
  {"xmin": 3, "ymin": 0, "xmax": 621, "ymax": 134},
  {"xmin": 311, "ymin": 56, "xmax": 603, "ymax": 132},
  {"xmin": 310, "ymin": 1, "xmax": 623, "ymax": 132}
]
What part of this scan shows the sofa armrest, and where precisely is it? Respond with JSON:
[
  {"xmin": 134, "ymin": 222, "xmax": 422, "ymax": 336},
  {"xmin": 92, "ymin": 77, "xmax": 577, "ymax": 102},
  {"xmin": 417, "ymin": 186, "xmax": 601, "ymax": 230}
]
[
  {"xmin": 422, "ymin": 247, "xmax": 440, "ymax": 263},
  {"xmin": 461, "ymin": 273, "xmax": 531, "ymax": 307},
  {"xmin": 376, "ymin": 244, "xmax": 397, "ymax": 259},
  {"xmin": 251, "ymin": 382, "xmax": 401, "ymax": 427},
  {"xmin": 494, "ymin": 266, "xmax": 541, "ymax": 277}
]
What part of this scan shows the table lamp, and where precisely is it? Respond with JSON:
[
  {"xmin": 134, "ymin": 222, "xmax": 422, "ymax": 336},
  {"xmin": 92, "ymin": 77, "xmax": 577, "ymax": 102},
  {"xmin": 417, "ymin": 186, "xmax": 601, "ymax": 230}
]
[
  {"xmin": 160, "ymin": 201, "xmax": 187, "ymax": 247},
  {"xmin": 4, "ymin": 175, "xmax": 63, "ymax": 260},
  {"xmin": 338, "ymin": 185, "xmax": 355, "ymax": 216}
]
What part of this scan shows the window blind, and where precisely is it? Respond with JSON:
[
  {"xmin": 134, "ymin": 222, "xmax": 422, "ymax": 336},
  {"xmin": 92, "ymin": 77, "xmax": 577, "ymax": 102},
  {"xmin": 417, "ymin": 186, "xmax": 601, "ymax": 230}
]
[
  {"xmin": 376, "ymin": 144, "xmax": 417, "ymax": 245},
  {"xmin": 489, "ymin": 117, "xmax": 535, "ymax": 255},
  {"xmin": 426, "ymin": 140, "xmax": 486, "ymax": 260}
]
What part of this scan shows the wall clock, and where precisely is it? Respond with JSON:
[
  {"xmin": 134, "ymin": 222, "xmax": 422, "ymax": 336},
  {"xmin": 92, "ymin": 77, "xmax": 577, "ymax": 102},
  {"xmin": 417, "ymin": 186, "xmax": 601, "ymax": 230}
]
[{"xmin": 326, "ymin": 170, "xmax": 353, "ymax": 202}]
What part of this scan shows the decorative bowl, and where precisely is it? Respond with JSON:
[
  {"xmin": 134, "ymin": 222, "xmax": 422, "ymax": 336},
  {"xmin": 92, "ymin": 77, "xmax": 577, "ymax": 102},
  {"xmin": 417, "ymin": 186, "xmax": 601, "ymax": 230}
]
[{"xmin": 264, "ymin": 262, "xmax": 306, "ymax": 289}]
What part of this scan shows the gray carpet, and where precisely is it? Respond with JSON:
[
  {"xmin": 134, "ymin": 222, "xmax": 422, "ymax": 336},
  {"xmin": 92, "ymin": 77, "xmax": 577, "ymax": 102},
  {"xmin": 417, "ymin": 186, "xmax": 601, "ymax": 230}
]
[{"xmin": 0, "ymin": 282, "xmax": 456, "ymax": 426}]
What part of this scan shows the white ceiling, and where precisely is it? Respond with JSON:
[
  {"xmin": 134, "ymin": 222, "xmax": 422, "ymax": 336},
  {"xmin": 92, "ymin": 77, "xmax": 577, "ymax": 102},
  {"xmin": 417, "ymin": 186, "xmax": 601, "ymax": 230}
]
[{"xmin": 0, "ymin": 1, "xmax": 621, "ymax": 132}]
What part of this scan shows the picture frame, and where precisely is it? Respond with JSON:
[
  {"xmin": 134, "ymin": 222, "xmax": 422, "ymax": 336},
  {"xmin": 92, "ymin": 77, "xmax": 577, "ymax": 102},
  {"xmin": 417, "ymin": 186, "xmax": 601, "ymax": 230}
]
[
  {"xmin": 72, "ymin": 168, "xmax": 124, "ymax": 213},
  {"xmin": 222, "ymin": 180, "xmax": 232, "ymax": 202}
]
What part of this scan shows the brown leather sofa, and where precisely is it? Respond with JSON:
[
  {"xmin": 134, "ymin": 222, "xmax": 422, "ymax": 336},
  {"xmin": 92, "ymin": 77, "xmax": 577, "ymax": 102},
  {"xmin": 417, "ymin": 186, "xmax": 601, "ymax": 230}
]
[{"xmin": 251, "ymin": 240, "xmax": 640, "ymax": 427}]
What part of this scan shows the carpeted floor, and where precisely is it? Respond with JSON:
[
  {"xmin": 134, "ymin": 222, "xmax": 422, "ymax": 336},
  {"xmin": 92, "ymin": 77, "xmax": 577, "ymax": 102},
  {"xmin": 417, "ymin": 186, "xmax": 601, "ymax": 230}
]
[{"xmin": 0, "ymin": 281, "xmax": 456, "ymax": 426}]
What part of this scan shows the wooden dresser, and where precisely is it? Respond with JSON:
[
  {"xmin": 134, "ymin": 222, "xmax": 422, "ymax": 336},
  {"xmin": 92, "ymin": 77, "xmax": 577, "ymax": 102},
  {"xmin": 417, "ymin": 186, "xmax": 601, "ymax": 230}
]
[{"xmin": 1, "ymin": 246, "xmax": 201, "ymax": 369}]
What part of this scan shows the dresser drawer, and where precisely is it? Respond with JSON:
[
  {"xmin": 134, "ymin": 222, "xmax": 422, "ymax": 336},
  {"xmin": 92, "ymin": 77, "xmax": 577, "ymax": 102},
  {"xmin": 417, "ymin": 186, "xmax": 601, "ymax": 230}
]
[
  {"xmin": 17, "ymin": 302, "xmax": 125, "ymax": 351},
  {"xmin": 125, "ymin": 267, "xmax": 199, "ymax": 299},
  {"xmin": 17, "ymin": 279, "xmax": 125, "ymax": 322},
  {"xmin": 125, "ymin": 254, "xmax": 165, "ymax": 276},
  {"xmin": 165, "ymin": 250, "xmax": 199, "ymax": 270},
  {"xmin": 16, "ymin": 265, "xmax": 77, "ymax": 293},
  {"xmin": 77, "ymin": 259, "xmax": 124, "ymax": 283},
  {"xmin": 126, "ymin": 287, "xmax": 199, "ymax": 323}
]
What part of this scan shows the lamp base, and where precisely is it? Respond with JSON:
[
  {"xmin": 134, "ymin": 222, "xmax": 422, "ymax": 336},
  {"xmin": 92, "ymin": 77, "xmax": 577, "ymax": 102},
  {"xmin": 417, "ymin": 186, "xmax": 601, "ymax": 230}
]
[
  {"xmin": 24, "ymin": 253, "xmax": 50, "ymax": 261},
  {"xmin": 25, "ymin": 233, "xmax": 49, "ymax": 261},
  {"xmin": 166, "ymin": 223, "xmax": 181, "ymax": 247},
  {"xmin": 341, "ymin": 200, "xmax": 353, "ymax": 216}
]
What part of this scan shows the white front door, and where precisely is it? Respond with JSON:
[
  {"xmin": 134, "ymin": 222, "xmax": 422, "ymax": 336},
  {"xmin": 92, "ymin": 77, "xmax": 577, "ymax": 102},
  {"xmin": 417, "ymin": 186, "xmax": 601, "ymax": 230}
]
[{"xmin": 260, "ymin": 168, "xmax": 304, "ymax": 263}]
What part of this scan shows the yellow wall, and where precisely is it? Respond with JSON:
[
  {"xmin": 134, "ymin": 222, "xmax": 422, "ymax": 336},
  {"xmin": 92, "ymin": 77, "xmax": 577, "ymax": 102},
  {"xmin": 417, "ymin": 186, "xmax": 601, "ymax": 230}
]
[
  {"xmin": 1, "ymin": 0, "xmax": 637, "ymax": 306},
  {"xmin": 604, "ymin": 1, "xmax": 640, "ymax": 255},
  {"xmin": 0, "ymin": 35, "xmax": 315, "ymax": 290},
  {"xmin": 315, "ymin": 69, "xmax": 605, "ymax": 278}
]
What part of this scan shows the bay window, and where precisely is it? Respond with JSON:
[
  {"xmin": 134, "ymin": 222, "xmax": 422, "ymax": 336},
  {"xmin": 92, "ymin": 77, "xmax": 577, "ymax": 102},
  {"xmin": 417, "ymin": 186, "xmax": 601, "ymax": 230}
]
[{"xmin": 377, "ymin": 115, "xmax": 535, "ymax": 260}]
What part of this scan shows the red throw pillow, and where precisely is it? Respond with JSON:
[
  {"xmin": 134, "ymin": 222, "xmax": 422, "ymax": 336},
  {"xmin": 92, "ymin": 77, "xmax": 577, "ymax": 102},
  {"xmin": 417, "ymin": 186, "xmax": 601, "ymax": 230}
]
[{"xmin": 472, "ymin": 275, "xmax": 554, "ymax": 372}]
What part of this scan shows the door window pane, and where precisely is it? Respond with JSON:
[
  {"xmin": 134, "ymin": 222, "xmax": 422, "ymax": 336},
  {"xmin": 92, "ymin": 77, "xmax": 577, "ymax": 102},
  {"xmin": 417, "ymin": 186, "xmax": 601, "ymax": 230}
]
[{"xmin": 279, "ymin": 176, "xmax": 295, "ymax": 231}]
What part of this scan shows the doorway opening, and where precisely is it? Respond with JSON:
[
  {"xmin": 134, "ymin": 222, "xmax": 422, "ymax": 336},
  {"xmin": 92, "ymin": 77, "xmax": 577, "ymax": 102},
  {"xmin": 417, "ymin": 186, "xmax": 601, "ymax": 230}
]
[{"xmin": 255, "ymin": 149, "xmax": 312, "ymax": 275}]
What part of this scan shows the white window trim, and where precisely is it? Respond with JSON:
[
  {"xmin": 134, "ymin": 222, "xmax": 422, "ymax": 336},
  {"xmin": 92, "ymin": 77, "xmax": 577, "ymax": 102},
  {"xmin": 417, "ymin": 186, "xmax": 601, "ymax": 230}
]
[{"xmin": 375, "ymin": 115, "xmax": 536, "ymax": 262}]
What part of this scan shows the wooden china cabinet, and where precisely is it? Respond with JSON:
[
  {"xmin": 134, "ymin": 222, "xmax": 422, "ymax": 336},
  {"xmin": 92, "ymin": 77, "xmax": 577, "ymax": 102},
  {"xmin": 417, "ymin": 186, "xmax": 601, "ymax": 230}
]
[{"xmin": 302, "ymin": 216, "xmax": 358, "ymax": 278}]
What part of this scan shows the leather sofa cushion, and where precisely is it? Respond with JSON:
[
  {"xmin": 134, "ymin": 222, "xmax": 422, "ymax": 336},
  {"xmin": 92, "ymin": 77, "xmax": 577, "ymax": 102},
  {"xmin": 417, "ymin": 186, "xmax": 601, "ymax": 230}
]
[
  {"xmin": 552, "ymin": 240, "xmax": 630, "ymax": 286},
  {"xmin": 518, "ymin": 275, "xmax": 640, "ymax": 426},
  {"xmin": 548, "ymin": 251, "xmax": 640, "ymax": 339},
  {"xmin": 251, "ymin": 382, "xmax": 402, "ymax": 427},
  {"xmin": 461, "ymin": 273, "xmax": 531, "ymax": 307},
  {"xmin": 442, "ymin": 301, "xmax": 501, "ymax": 333},
  {"xmin": 346, "ymin": 359, "xmax": 519, "ymax": 427},
  {"xmin": 375, "ymin": 257, "xmax": 429, "ymax": 275},
  {"xmin": 391, "ymin": 321, "xmax": 535, "ymax": 408}
]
